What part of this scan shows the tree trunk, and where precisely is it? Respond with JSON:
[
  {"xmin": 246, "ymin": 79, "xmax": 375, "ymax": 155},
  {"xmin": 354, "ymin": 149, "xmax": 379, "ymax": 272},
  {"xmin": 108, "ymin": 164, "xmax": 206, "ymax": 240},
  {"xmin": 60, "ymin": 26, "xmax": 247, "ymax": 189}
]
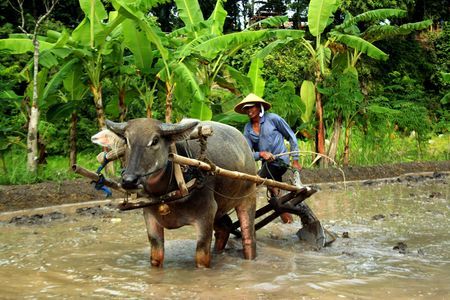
[
  {"xmin": 315, "ymin": 86, "xmax": 325, "ymax": 167},
  {"xmin": 326, "ymin": 113, "xmax": 342, "ymax": 166},
  {"xmin": 343, "ymin": 124, "xmax": 352, "ymax": 166},
  {"xmin": 26, "ymin": 38, "xmax": 40, "ymax": 173},
  {"xmin": 0, "ymin": 152, "xmax": 6, "ymax": 175},
  {"xmin": 146, "ymin": 105, "xmax": 152, "ymax": 118},
  {"xmin": 37, "ymin": 135, "xmax": 47, "ymax": 164},
  {"xmin": 90, "ymin": 84, "xmax": 106, "ymax": 129},
  {"xmin": 165, "ymin": 81, "xmax": 173, "ymax": 123},
  {"xmin": 69, "ymin": 111, "xmax": 78, "ymax": 167},
  {"xmin": 118, "ymin": 87, "xmax": 126, "ymax": 122},
  {"xmin": 90, "ymin": 84, "xmax": 114, "ymax": 175}
]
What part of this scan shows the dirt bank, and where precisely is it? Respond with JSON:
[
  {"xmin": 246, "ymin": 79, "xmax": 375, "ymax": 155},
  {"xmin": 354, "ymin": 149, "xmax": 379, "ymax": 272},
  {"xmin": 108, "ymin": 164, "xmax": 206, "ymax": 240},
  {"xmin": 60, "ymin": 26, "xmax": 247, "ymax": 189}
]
[{"xmin": 0, "ymin": 161, "xmax": 448, "ymax": 213}]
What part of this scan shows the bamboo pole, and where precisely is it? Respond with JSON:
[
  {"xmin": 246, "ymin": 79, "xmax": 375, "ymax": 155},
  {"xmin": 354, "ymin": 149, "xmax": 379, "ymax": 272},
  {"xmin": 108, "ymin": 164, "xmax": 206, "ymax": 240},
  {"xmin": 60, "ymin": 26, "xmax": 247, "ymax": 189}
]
[
  {"xmin": 168, "ymin": 153, "xmax": 305, "ymax": 192},
  {"xmin": 72, "ymin": 164, "xmax": 127, "ymax": 193}
]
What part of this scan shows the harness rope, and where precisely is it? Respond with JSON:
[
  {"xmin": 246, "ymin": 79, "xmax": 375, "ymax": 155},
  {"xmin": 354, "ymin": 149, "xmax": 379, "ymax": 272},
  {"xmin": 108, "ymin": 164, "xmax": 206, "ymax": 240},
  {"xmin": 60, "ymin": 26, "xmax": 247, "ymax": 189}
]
[{"xmin": 92, "ymin": 152, "xmax": 113, "ymax": 197}]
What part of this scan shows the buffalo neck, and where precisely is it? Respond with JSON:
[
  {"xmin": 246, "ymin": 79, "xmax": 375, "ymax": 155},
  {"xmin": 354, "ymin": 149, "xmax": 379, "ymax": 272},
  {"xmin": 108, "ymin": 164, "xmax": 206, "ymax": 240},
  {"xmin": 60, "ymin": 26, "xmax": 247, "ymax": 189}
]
[{"xmin": 143, "ymin": 161, "xmax": 177, "ymax": 197}]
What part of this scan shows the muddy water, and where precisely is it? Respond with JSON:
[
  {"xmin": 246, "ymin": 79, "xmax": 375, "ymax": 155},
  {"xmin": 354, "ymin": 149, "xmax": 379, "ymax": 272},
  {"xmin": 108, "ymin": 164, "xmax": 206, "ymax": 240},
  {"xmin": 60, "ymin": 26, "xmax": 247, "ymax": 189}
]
[{"xmin": 1, "ymin": 177, "xmax": 449, "ymax": 299}]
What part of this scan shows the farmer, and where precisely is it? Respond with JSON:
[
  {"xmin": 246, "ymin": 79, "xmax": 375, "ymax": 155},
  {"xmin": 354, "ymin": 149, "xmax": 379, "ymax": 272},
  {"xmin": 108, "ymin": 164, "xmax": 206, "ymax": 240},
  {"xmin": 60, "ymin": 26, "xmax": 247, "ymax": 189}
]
[{"xmin": 234, "ymin": 93, "xmax": 302, "ymax": 224}]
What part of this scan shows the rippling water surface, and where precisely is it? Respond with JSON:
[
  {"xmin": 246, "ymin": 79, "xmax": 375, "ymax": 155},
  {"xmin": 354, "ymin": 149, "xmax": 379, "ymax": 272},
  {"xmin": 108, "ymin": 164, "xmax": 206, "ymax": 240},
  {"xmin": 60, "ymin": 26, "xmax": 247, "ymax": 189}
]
[{"xmin": 1, "ymin": 177, "xmax": 449, "ymax": 299}]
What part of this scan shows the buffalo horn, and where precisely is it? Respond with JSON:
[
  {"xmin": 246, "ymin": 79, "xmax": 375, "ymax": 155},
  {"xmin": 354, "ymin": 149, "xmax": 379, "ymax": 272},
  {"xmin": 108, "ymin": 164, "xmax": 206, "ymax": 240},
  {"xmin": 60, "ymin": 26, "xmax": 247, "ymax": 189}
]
[
  {"xmin": 160, "ymin": 121, "xmax": 199, "ymax": 141},
  {"xmin": 106, "ymin": 119, "xmax": 128, "ymax": 136}
]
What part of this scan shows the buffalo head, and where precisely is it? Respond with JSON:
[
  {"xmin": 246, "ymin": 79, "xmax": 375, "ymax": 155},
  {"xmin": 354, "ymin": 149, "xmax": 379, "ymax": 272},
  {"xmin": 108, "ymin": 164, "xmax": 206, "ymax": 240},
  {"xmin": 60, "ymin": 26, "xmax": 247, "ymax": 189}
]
[{"xmin": 105, "ymin": 118, "xmax": 198, "ymax": 191}]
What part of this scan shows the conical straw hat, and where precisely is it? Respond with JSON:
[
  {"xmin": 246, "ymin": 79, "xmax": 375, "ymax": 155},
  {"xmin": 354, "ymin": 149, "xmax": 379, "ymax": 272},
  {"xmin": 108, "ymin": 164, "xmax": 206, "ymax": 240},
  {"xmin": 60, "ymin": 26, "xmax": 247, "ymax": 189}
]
[{"xmin": 234, "ymin": 93, "xmax": 271, "ymax": 114}]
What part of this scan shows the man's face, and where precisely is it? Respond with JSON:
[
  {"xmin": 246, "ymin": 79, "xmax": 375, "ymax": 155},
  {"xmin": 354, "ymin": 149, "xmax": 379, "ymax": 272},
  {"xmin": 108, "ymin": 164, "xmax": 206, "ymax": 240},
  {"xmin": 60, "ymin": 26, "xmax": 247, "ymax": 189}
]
[{"xmin": 245, "ymin": 104, "xmax": 260, "ymax": 119}]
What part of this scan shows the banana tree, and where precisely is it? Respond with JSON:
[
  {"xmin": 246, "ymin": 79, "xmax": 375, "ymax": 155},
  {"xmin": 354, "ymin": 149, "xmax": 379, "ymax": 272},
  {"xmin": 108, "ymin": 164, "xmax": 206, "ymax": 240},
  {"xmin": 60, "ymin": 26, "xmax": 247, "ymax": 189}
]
[
  {"xmin": 171, "ymin": 1, "xmax": 304, "ymax": 120},
  {"xmin": 298, "ymin": 0, "xmax": 341, "ymax": 165},
  {"xmin": 46, "ymin": 61, "xmax": 89, "ymax": 166},
  {"xmin": 70, "ymin": 0, "xmax": 119, "ymax": 129},
  {"xmin": 115, "ymin": 0, "xmax": 305, "ymax": 122},
  {"xmin": 326, "ymin": 9, "xmax": 432, "ymax": 165},
  {"xmin": 300, "ymin": 0, "xmax": 432, "ymax": 166}
]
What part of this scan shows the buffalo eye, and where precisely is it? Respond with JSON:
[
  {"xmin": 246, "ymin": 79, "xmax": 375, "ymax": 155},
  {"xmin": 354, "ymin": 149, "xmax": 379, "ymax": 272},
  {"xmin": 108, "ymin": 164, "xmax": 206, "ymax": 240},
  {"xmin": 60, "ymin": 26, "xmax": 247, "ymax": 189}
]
[{"xmin": 148, "ymin": 137, "xmax": 159, "ymax": 147}]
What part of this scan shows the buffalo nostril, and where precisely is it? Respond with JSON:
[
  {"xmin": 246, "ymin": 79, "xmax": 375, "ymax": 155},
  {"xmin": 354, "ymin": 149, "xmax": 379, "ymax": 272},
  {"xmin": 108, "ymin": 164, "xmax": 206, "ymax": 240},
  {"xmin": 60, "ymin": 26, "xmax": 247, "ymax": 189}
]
[{"xmin": 122, "ymin": 174, "xmax": 139, "ymax": 189}]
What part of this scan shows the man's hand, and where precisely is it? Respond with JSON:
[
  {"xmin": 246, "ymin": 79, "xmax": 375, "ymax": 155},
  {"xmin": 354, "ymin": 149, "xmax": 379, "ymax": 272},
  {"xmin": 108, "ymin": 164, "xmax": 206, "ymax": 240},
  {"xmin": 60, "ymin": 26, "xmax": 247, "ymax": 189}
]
[
  {"xmin": 260, "ymin": 151, "xmax": 275, "ymax": 162},
  {"xmin": 292, "ymin": 160, "xmax": 302, "ymax": 171}
]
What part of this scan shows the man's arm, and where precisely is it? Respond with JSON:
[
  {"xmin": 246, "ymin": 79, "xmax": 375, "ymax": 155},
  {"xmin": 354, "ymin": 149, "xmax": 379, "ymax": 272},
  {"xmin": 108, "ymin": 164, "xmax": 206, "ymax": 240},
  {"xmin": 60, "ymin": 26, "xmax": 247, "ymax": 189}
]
[{"xmin": 273, "ymin": 115, "xmax": 302, "ymax": 170}]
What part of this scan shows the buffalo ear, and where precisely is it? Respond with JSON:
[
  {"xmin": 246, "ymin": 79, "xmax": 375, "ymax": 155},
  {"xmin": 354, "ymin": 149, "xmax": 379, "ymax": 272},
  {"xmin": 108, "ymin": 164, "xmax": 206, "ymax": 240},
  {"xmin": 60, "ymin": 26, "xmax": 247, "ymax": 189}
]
[
  {"xmin": 159, "ymin": 120, "xmax": 199, "ymax": 142},
  {"xmin": 106, "ymin": 119, "xmax": 127, "ymax": 136}
]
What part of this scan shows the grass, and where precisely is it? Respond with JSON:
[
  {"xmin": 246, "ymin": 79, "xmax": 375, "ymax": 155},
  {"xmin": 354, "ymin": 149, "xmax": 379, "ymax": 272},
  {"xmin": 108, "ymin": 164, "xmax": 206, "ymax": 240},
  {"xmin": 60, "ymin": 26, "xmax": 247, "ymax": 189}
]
[
  {"xmin": 0, "ymin": 151, "xmax": 121, "ymax": 185},
  {"xmin": 1, "ymin": 132, "xmax": 448, "ymax": 185}
]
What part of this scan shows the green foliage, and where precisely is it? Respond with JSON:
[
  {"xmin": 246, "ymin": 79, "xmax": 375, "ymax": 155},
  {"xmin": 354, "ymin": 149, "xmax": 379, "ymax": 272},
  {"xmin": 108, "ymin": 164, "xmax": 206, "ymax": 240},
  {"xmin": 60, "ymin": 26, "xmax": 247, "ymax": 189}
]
[
  {"xmin": 0, "ymin": 0, "xmax": 448, "ymax": 180},
  {"xmin": 300, "ymin": 80, "xmax": 315, "ymax": 123},
  {"xmin": 367, "ymin": 71, "xmax": 431, "ymax": 146},
  {"xmin": 321, "ymin": 68, "xmax": 364, "ymax": 120},
  {"xmin": 0, "ymin": 150, "xmax": 108, "ymax": 185},
  {"xmin": 340, "ymin": 0, "xmax": 415, "ymax": 16},
  {"xmin": 262, "ymin": 41, "xmax": 310, "ymax": 86},
  {"xmin": 264, "ymin": 78, "xmax": 304, "ymax": 129},
  {"xmin": 308, "ymin": 0, "xmax": 340, "ymax": 37},
  {"xmin": 434, "ymin": 23, "xmax": 450, "ymax": 108}
]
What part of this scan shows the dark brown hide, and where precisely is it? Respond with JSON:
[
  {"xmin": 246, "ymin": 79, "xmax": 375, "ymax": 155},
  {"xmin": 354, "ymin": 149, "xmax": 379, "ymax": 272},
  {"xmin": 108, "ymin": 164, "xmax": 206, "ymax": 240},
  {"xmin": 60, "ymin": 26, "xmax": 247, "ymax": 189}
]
[{"xmin": 105, "ymin": 118, "xmax": 257, "ymax": 268}]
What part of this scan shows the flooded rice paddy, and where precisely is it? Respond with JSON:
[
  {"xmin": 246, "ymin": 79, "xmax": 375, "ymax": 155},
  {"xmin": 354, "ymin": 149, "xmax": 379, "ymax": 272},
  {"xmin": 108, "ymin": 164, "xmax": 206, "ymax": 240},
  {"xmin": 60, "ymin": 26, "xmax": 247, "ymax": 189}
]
[{"xmin": 0, "ymin": 174, "xmax": 448, "ymax": 299}]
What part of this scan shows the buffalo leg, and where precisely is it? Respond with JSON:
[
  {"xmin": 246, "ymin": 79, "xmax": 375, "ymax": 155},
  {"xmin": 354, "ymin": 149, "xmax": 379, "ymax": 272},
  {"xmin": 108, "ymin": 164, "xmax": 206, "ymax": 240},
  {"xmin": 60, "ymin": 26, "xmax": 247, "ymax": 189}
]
[
  {"xmin": 214, "ymin": 214, "xmax": 233, "ymax": 253},
  {"xmin": 235, "ymin": 201, "xmax": 256, "ymax": 260},
  {"xmin": 193, "ymin": 199, "xmax": 217, "ymax": 268},
  {"xmin": 143, "ymin": 209, "xmax": 165, "ymax": 267}
]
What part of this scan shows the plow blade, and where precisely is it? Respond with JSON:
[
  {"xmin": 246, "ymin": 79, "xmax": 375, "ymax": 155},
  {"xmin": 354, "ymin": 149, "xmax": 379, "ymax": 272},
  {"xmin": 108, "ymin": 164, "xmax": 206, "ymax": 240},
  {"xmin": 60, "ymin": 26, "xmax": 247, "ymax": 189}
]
[{"xmin": 232, "ymin": 188, "xmax": 336, "ymax": 248}]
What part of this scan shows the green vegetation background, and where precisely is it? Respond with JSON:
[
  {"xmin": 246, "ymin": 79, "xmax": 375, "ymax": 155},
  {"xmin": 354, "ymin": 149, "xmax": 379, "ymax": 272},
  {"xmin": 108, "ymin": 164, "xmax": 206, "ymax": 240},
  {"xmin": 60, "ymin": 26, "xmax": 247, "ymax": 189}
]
[{"xmin": 0, "ymin": 0, "xmax": 448, "ymax": 185}]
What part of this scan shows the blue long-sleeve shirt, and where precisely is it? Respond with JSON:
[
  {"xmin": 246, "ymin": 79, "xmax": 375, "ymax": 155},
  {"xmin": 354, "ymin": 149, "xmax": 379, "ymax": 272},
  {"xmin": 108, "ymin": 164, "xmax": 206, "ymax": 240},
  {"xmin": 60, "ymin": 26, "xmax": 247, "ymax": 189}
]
[{"xmin": 243, "ymin": 112, "xmax": 299, "ymax": 166}]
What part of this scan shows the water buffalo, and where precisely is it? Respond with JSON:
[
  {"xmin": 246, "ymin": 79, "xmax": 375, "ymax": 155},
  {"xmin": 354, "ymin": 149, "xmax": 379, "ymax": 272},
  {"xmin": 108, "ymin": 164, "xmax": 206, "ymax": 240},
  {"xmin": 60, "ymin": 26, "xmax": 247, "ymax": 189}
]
[{"xmin": 97, "ymin": 118, "xmax": 257, "ymax": 268}]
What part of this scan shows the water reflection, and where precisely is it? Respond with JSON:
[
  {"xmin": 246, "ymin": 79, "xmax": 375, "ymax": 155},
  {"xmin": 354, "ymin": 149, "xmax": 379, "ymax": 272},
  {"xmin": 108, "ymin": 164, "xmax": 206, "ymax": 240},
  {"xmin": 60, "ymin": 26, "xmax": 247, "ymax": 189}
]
[{"xmin": 1, "ymin": 177, "xmax": 448, "ymax": 298}]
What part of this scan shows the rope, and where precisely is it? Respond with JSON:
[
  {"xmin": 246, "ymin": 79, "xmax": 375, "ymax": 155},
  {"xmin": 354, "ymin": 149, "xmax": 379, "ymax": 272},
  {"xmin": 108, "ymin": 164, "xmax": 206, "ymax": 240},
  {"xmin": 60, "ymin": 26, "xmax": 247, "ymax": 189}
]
[{"xmin": 92, "ymin": 152, "xmax": 112, "ymax": 197}]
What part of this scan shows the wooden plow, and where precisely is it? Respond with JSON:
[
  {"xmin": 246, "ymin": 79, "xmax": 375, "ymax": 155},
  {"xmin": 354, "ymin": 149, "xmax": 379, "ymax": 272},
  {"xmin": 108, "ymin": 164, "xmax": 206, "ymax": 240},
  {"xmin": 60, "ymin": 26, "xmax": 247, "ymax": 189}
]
[{"xmin": 73, "ymin": 125, "xmax": 335, "ymax": 248}]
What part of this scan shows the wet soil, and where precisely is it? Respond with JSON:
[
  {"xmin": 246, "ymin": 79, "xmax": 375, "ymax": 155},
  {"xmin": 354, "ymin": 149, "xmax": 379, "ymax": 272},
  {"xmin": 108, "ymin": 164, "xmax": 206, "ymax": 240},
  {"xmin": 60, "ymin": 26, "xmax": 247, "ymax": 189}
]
[{"xmin": 0, "ymin": 161, "xmax": 448, "ymax": 213}]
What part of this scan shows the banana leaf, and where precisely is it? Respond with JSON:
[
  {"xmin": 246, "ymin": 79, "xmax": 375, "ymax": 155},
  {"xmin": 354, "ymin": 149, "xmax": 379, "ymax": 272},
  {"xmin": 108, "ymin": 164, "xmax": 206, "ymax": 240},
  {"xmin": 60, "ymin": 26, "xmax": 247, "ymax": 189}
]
[
  {"xmin": 248, "ymin": 58, "xmax": 265, "ymax": 96},
  {"xmin": 330, "ymin": 32, "xmax": 388, "ymax": 61},
  {"xmin": 335, "ymin": 9, "xmax": 407, "ymax": 31},
  {"xmin": 39, "ymin": 51, "xmax": 59, "ymax": 69},
  {"xmin": 41, "ymin": 58, "xmax": 80, "ymax": 105},
  {"xmin": 247, "ymin": 16, "xmax": 289, "ymax": 30},
  {"xmin": 308, "ymin": 0, "xmax": 339, "ymax": 37},
  {"xmin": 0, "ymin": 90, "xmax": 21, "ymax": 101},
  {"xmin": 316, "ymin": 44, "xmax": 331, "ymax": 74},
  {"xmin": 73, "ymin": 0, "xmax": 108, "ymax": 47},
  {"xmin": 190, "ymin": 101, "xmax": 213, "ymax": 121},
  {"xmin": 0, "ymin": 39, "xmax": 54, "ymax": 54},
  {"xmin": 208, "ymin": 0, "xmax": 227, "ymax": 35},
  {"xmin": 193, "ymin": 30, "xmax": 271, "ymax": 60},
  {"xmin": 46, "ymin": 101, "xmax": 80, "ymax": 123},
  {"xmin": 300, "ymin": 80, "xmax": 315, "ymax": 123},
  {"xmin": 122, "ymin": 19, "xmax": 153, "ymax": 73},
  {"xmin": 174, "ymin": 0, "xmax": 204, "ymax": 27},
  {"xmin": 222, "ymin": 65, "xmax": 252, "ymax": 95},
  {"xmin": 169, "ymin": 20, "xmax": 213, "ymax": 39},
  {"xmin": 63, "ymin": 62, "xmax": 87, "ymax": 101},
  {"xmin": 137, "ymin": 18, "xmax": 169, "ymax": 62},
  {"xmin": 172, "ymin": 62, "xmax": 210, "ymax": 120},
  {"xmin": 362, "ymin": 20, "xmax": 432, "ymax": 42}
]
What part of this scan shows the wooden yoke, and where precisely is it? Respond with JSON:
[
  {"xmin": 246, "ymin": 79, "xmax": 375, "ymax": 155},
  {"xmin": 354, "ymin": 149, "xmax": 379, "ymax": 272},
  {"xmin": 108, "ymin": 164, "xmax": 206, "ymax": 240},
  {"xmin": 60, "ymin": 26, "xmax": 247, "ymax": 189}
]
[{"xmin": 170, "ymin": 144, "xmax": 189, "ymax": 196}]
